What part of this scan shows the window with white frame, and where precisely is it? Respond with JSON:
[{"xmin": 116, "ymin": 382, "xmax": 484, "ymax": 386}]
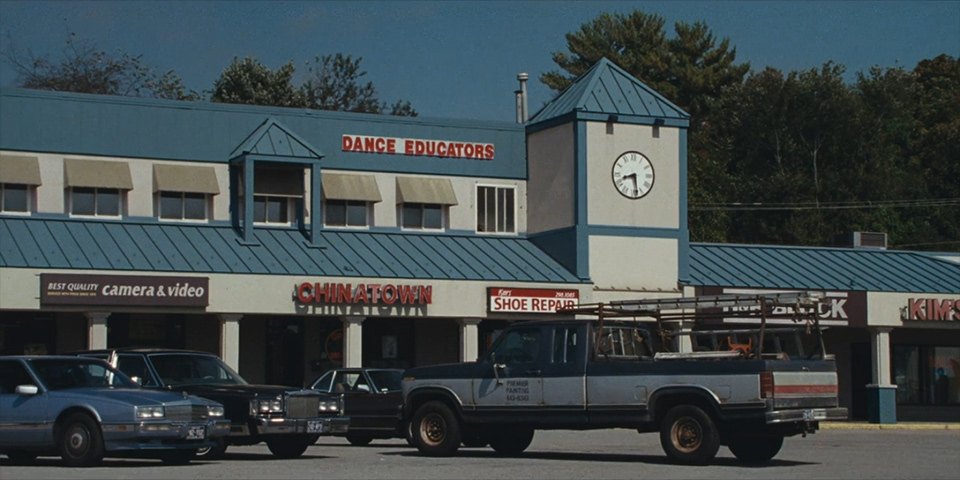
[
  {"xmin": 70, "ymin": 187, "xmax": 122, "ymax": 217},
  {"xmin": 158, "ymin": 192, "xmax": 209, "ymax": 221},
  {"xmin": 253, "ymin": 195, "xmax": 292, "ymax": 225},
  {"xmin": 476, "ymin": 185, "xmax": 515, "ymax": 233},
  {"xmin": 325, "ymin": 200, "xmax": 370, "ymax": 228},
  {"xmin": 0, "ymin": 183, "xmax": 31, "ymax": 214},
  {"xmin": 401, "ymin": 203, "xmax": 444, "ymax": 230}
]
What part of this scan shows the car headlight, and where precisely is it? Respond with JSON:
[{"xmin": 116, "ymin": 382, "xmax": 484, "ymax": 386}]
[
  {"xmin": 318, "ymin": 400, "xmax": 339, "ymax": 413},
  {"xmin": 251, "ymin": 398, "xmax": 283, "ymax": 415},
  {"xmin": 207, "ymin": 405, "xmax": 225, "ymax": 417},
  {"xmin": 135, "ymin": 405, "xmax": 165, "ymax": 419}
]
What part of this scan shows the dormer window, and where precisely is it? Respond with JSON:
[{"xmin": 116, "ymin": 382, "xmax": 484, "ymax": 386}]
[{"xmin": 252, "ymin": 165, "xmax": 303, "ymax": 226}]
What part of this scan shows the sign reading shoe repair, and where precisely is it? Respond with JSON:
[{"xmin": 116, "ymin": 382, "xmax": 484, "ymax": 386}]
[
  {"xmin": 488, "ymin": 288, "xmax": 579, "ymax": 314},
  {"xmin": 40, "ymin": 274, "xmax": 209, "ymax": 307}
]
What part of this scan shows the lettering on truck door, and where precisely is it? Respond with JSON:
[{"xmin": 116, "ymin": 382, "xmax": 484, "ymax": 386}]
[{"xmin": 473, "ymin": 327, "xmax": 544, "ymax": 409}]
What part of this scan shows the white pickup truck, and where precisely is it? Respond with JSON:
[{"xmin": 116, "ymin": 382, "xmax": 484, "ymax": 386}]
[{"xmin": 402, "ymin": 293, "xmax": 847, "ymax": 465}]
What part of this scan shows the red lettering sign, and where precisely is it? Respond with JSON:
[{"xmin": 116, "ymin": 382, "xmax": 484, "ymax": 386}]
[
  {"xmin": 295, "ymin": 282, "xmax": 432, "ymax": 305},
  {"xmin": 342, "ymin": 134, "xmax": 494, "ymax": 160},
  {"xmin": 904, "ymin": 298, "xmax": 960, "ymax": 321},
  {"xmin": 487, "ymin": 288, "xmax": 579, "ymax": 314}
]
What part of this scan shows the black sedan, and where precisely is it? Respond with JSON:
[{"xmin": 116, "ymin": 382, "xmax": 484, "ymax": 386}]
[{"xmin": 308, "ymin": 368, "xmax": 406, "ymax": 446}]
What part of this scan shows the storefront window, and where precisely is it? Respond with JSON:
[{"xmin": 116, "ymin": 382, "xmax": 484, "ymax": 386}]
[{"xmin": 893, "ymin": 345, "xmax": 960, "ymax": 405}]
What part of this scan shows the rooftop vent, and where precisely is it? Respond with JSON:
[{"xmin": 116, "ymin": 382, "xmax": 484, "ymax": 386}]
[{"xmin": 851, "ymin": 231, "xmax": 888, "ymax": 250}]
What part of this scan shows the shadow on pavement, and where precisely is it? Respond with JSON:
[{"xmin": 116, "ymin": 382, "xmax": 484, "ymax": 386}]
[{"xmin": 381, "ymin": 449, "xmax": 817, "ymax": 467}]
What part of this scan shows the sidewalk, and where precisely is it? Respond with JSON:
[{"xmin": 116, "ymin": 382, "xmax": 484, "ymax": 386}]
[{"xmin": 821, "ymin": 421, "xmax": 960, "ymax": 430}]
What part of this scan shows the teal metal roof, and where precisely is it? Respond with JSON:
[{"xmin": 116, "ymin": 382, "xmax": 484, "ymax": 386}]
[
  {"xmin": 689, "ymin": 243, "xmax": 960, "ymax": 293},
  {"xmin": 529, "ymin": 58, "xmax": 690, "ymax": 125},
  {"xmin": 0, "ymin": 217, "xmax": 581, "ymax": 283},
  {"xmin": 230, "ymin": 117, "xmax": 324, "ymax": 159}
]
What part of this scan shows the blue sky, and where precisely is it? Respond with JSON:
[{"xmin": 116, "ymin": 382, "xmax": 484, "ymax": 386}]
[{"xmin": 0, "ymin": 1, "xmax": 957, "ymax": 122}]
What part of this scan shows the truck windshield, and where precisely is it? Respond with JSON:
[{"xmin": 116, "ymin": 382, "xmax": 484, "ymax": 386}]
[
  {"xmin": 30, "ymin": 358, "xmax": 137, "ymax": 390},
  {"xmin": 149, "ymin": 354, "xmax": 247, "ymax": 386}
]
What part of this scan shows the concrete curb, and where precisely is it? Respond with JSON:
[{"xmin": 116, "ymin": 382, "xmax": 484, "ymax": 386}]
[{"xmin": 820, "ymin": 422, "xmax": 960, "ymax": 431}]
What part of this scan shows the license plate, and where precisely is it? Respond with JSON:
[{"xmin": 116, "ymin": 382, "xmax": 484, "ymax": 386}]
[
  {"xmin": 803, "ymin": 409, "xmax": 825, "ymax": 421},
  {"xmin": 307, "ymin": 420, "xmax": 325, "ymax": 433},
  {"xmin": 186, "ymin": 426, "xmax": 206, "ymax": 440}
]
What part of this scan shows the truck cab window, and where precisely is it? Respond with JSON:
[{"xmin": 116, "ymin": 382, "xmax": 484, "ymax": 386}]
[
  {"xmin": 552, "ymin": 327, "xmax": 578, "ymax": 364},
  {"xmin": 490, "ymin": 328, "xmax": 540, "ymax": 364}
]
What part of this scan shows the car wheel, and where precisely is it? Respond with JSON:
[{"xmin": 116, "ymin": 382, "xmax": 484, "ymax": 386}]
[
  {"xmin": 266, "ymin": 435, "xmax": 312, "ymax": 459},
  {"xmin": 345, "ymin": 434, "xmax": 373, "ymax": 446},
  {"xmin": 489, "ymin": 428, "xmax": 534, "ymax": 456},
  {"xmin": 728, "ymin": 434, "xmax": 784, "ymax": 464},
  {"xmin": 160, "ymin": 449, "xmax": 195, "ymax": 465},
  {"xmin": 195, "ymin": 438, "xmax": 227, "ymax": 459},
  {"xmin": 658, "ymin": 405, "xmax": 720, "ymax": 465},
  {"xmin": 58, "ymin": 412, "xmax": 105, "ymax": 467},
  {"xmin": 4, "ymin": 451, "xmax": 38, "ymax": 465},
  {"xmin": 412, "ymin": 401, "xmax": 461, "ymax": 457}
]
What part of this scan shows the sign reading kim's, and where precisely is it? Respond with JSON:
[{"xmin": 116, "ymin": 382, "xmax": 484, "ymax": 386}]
[
  {"xmin": 488, "ymin": 287, "xmax": 579, "ymax": 314},
  {"xmin": 40, "ymin": 274, "xmax": 209, "ymax": 307},
  {"xmin": 902, "ymin": 298, "xmax": 960, "ymax": 321},
  {"xmin": 342, "ymin": 134, "xmax": 495, "ymax": 160},
  {"xmin": 296, "ymin": 282, "xmax": 432, "ymax": 306}
]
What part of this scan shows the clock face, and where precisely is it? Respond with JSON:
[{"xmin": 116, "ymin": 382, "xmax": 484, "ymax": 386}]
[{"xmin": 611, "ymin": 151, "xmax": 655, "ymax": 199}]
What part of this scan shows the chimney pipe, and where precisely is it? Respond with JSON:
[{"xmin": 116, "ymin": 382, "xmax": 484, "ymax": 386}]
[
  {"xmin": 517, "ymin": 72, "xmax": 529, "ymax": 123},
  {"xmin": 515, "ymin": 90, "xmax": 523, "ymax": 124}
]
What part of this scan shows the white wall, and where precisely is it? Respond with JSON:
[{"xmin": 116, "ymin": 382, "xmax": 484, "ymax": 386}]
[{"xmin": 588, "ymin": 236, "xmax": 679, "ymax": 293}]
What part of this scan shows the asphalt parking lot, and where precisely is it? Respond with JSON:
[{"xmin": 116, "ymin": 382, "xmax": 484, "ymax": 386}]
[{"xmin": 3, "ymin": 428, "xmax": 959, "ymax": 479}]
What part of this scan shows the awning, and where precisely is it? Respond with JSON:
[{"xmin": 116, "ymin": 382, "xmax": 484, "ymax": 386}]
[
  {"xmin": 322, "ymin": 173, "xmax": 382, "ymax": 202},
  {"xmin": 254, "ymin": 166, "xmax": 303, "ymax": 197},
  {"xmin": 0, "ymin": 154, "xmax": 42, "ymax": 185},
  {"xmin": 153, "ymin": 164, "xmax": 220, "ymax": 194},
  {"xmin": 396, "ymin": 177, "xmax": 458, "ymax": 205},
  {"xmin": 64, "ymin": 159, "xmax": 133, "ymax": 190}
]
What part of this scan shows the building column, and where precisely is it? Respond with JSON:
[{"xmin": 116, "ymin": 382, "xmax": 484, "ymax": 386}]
[
  {"xmin": 219, "ymin": 314, "xmax": 242, "ymax": 372},
  {"xmin": 867, "ymin": 327, "xmax": 897, "ymax": 424},
  {"xmin": 343, "ymin": 316, "xmax": 364, "ymax": 368},
  {"xmin": 85, "ymin": 312, "xmax": 110, "ymax": 350},
  {"xmin": 459, "ymin": 318, "xmax": 482, "ymax": 362}
]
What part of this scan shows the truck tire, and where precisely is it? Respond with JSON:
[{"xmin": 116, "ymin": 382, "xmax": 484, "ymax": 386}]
[
  {"xmin": 412, "ymin": 401, "xmax": 461, "ymax": 457},
  {"xmin": 266, "ymin": 435, "xmax": 312, "ymax": 458},
  {"xmin": 659, "ymin": 405, "xmax": 720, "ymax": 465},
  {"xmin": 728, "ymin": 434, "xmax": 784, "ymax": 464},
  {"xmin": 58, "ymin": 412, "xmax": 105, "ymax": 467},
  {"xmin": 345, "ymin": 434, "xmax": 373, "ymax": 446},
  {"xmin": 489, "ymin": 428, "xmax": 534, "ymax": 456}
]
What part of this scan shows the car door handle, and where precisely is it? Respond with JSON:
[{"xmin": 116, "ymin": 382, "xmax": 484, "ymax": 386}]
[{"xmin": 525, "ymin": 369, "xmax": 541, "ymax": 376}]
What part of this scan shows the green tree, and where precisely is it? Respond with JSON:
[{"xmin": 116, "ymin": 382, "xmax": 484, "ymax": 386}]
[
  {"xmin": 1, "ymin": 32, "xmax": 198, "ymax": 100},
  {"xmin": 211, "ymin": 57, "xmax": 303, "ymax": 107}
]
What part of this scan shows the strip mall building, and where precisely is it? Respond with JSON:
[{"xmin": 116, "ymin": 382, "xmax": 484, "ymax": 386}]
[{"xmin": 1, "ymin": 59, "xmax": 957, "ymax": 422}]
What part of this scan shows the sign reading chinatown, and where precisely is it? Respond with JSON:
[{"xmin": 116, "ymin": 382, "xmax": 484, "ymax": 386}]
[
  {"xmin": 488, "ymin": 288, "xmax": 579, "ymax": 314},
  {"xmin": 342, "ymin": 134, "xmax": 495, "ymax": 160},
  {"xmin": 902, "ymin": 298, "xmax": 960, "ymax": 321},
  {"xmin": 40, "ymin": 274, "xmax": 209, "ymax": 307},
  {"xmin": 296, "ymin": 282, "xmax": 432, "ymax": 306}
]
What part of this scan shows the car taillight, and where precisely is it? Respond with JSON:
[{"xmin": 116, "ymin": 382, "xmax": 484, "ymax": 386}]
[{"xmin": 760, "ymin": 372, "xmax": 775, "ymax": 398}]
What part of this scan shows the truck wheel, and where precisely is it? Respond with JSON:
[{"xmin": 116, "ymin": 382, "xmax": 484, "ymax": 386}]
[
  {"xmin": 195, "ymin": 438, "xmax": 227, "ymax": 459},
  {"xmin": 659, "ymin": 405, "xmax": 720, "ymax": 465},
  {"xmin": 266, "ymin": 435, "xmax": 312, "ymax": 458},
  {"xmin": 345, "ymin": 434, "xmax": 373, "ymax": 446},
  {"xmin": 728, "ymin": 434, "xmax": 784, "ymax": 464},
  {"xmin": 489, "ymin": 428, "xmax": 534, "ymax": 456},
  {"xmin": 412, "ymin": 401, "xmax": 461, "ymax": 457},
  {"xmin": 58, "ymin": 413, "xmax": 105, "ymax": 467}
]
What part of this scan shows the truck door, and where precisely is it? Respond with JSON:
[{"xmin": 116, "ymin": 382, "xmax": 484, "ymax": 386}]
[
  {"xmin": 542, "ymin": 325, "xmax": 587, "ymax": 409},
  {"xmin": 473, "ymin": 326, "xmax": 544, "ymax": 409}
]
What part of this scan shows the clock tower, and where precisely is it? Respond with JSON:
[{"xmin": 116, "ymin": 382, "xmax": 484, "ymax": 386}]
[{"xmin": 526, "ymin": 58, "xmax": 690, "ymax": 302}]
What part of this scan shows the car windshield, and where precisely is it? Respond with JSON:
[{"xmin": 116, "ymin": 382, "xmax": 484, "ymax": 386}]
[
  {"xmin": 29, "ymin": 358, "xmax": 137, "ymax": 390},
  {"xmin": 149, "ymin": 353, "xmax": 247, "ymax": 386},
  {"xmin": 368, "ymin": 370, "xmax": 403, "ymax": 392}
]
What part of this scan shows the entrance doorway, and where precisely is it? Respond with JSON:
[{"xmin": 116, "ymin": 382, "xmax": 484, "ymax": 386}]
[
  {"xmin": 265, "ymin": 318, "xmax": 304, "ymax": 387},
  {"xmin": 850, "ymin": 342, "xmax": 871, "ymax": 420}
]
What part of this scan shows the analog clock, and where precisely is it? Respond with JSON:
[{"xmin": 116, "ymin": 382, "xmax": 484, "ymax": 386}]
[{"xmin": 611, "ymin": 151, "xmax": 655, "ymax": 199}]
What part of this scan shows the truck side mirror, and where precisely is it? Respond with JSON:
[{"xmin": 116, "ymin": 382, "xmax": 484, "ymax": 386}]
[
  {"xmin": 130, "ymin": 376, "xmax": 143, "ymax": 386},
  {"xmin": 491, "ymin": 353, "xmax": 505, "ymax": 385}
]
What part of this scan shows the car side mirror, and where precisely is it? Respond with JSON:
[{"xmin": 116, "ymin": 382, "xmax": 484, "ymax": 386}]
[{"xmin": 15, "ymin": 384, "xmax": 39, "ymax": 395}]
